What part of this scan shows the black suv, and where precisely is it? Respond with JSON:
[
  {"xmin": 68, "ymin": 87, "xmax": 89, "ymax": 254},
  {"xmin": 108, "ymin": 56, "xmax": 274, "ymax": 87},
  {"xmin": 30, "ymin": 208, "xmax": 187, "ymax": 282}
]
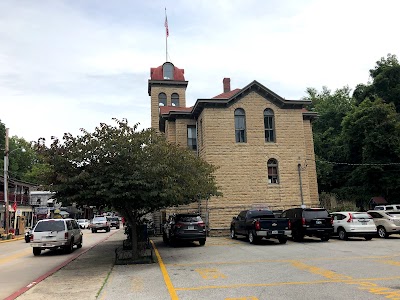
[
  {"xmin": 163, "ymin": 214, "xmax": 206, "ymax": 246},
  {"xmin": 107, "ymin": 217, "xmax": 120, "ymax": 229},
  {"xmin": 281, "ymin": 208, "xmax": 333, "ymax": 241}
]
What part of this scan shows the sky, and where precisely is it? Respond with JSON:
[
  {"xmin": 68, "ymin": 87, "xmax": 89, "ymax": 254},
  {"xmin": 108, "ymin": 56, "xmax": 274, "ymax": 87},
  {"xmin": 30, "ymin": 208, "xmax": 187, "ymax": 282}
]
[{"xmin": 1, "ymin": 0, "xmax": 399, "ymax": 143}]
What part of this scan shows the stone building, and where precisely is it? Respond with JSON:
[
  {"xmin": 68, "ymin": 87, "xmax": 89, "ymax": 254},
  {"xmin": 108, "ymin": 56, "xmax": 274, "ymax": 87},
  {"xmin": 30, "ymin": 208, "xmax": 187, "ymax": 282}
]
[{"xmin": 149, "ymin": 62, "xmax": 319, "ymax": 234}]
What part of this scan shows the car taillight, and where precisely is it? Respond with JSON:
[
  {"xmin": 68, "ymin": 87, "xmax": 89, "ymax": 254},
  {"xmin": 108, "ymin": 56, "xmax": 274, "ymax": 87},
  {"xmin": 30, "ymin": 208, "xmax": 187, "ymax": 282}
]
[
  {"xmin": 288, "ymin": 220, "xmax": 291, "ymax": 229},
  {"xmin": 302, "ymin": 218, "xmax": 306, "ymax": 225},
  {"xmin": 330, "ymin": 217, "xmax": 333, "ymax": 225},
  {"xmin": 347, "ymin": 213, "xmax": 353, "ymax": 223},
  {"xmin": 175, "ymin": 223, "xmax": 184, "ymax": 229},
  {"xmin": 198, "ymin": 222, "xmax": 205, "ymax": 227},
  {"xmin": 30, "ymin": 234, "xmax": 34, "ymax": 241},
  {"xmin": 64, "ymin": 232, "xmax": 69, "ymax": 239},
  {"xmin": 255, "ymin": 220, "xmax": 261, "ymax": 230}
]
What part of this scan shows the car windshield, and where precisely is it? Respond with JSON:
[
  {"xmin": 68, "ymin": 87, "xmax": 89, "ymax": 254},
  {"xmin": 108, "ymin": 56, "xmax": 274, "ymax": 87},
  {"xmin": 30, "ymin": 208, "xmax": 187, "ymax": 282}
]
[
  {"xmin": 77, "ymin": 219, "xmax": 86, "ymax": 223},
  {"xmin": 176, "ymin": 215, "xmax": 202, "ymax": 222},
  {"xmin": 352, "ymin": 213, "xmax": 372, "ymax": 219},
  {"xmin": 93, "ymin": 217, "xmax": 106, "ymax": 222},
  {"xmin": 303, "ymin": 209, "xmax": 329, "ymax": 218},
  {"xmin": 247, "ymin": 211, "xmax": 274, "ymax": 219},
  {"xmin": 375, "ymin": 206, "xmax": 384, "ymax": 210},
  {"xmin": 34, "ymin": 220, "xmax": 65, "ymax": 232}
]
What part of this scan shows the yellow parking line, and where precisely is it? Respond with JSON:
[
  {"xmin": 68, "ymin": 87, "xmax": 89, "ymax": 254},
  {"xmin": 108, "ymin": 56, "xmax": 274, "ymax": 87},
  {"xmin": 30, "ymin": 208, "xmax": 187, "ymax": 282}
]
[
  {"xmin": 165, "ymin": 254, "xmax": 400, "ymax": 267},
  {"xmin": 150, "ymin": 240, "xmax": 179, "ymax": 300},
  {"xmin": 174, "ymin": 276, "xmax": 400, "ymax": 291},
  {"xmin": 0, "ymin": 248, "xmax": 31, "ymax": 265}
]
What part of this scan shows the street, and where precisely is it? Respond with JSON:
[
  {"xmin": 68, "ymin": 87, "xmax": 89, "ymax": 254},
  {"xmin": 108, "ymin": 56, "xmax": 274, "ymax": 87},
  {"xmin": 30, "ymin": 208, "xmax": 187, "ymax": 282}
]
[{"xmin": 0, "ymin": 228, "xmax": 116, "ymax": 299}]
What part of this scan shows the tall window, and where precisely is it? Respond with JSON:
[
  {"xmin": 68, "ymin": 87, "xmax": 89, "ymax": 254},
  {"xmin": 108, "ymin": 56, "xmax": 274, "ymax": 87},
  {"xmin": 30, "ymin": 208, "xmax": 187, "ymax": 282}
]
[
  {"xmin": 187, "ymin": 125, "xmax": 197, "ymax": 151},
  {"xmin": 234, "ymin": 108, "xmax": 246, "ymax": 143},
  {"xmin": 267, "ymin": 158, "xmax": 279, "ymax": 184},
  {"xmin": 264, "ymin": 109, "xmax": 275, "ymax": 142},
  {"xmin": 163, "ymin": 63, "xmax": 174, "ymax": 80},
  {"xmin": 158, "ymin": 93, "xmax": 167, "ymax": 106},
  {"xmin": 171, "ymin": 93, "xmax": 179, "ymax": 106}
]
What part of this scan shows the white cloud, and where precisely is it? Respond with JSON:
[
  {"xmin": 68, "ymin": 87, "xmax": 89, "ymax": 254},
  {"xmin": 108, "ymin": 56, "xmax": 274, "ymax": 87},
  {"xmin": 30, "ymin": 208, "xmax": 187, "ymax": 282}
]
[{"xmin": 0, "ymin": 0, "xmax": 399, "ymax": 142}]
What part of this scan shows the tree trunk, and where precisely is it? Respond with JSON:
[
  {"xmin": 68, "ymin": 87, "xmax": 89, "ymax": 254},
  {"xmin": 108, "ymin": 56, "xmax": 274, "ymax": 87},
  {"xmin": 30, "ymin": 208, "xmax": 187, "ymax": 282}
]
[{"xmin": 131, "ymin": 214, "xmax": 139, "ymax": 260}]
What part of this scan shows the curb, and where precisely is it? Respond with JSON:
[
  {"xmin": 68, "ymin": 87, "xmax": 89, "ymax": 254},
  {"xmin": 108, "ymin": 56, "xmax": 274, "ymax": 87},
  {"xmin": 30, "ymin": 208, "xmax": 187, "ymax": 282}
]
[
  {"xmin": 0, "ymin": 236, "xmax": 25, "ymax": 243},
  {"xmin": 4, "ymin": 229, "xmax": 121, "ymax": 300}
]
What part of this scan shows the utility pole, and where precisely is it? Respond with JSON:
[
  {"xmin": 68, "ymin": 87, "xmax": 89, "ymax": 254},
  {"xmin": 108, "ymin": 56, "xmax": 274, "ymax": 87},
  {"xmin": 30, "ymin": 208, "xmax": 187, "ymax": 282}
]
[{"xmin": 4, "ymin": 128, "xmax": 9, "ymax": 234}]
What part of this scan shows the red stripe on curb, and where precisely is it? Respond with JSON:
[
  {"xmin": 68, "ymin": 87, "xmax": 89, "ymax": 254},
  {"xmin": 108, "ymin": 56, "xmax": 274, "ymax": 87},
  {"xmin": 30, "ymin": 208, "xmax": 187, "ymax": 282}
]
[{"xmin": 4, "ymin": 229, "xmax": 120, "ymax": 300}]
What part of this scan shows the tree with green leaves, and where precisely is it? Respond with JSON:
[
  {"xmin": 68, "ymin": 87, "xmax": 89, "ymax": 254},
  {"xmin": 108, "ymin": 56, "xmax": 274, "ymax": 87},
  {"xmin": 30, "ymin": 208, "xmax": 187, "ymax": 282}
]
[
  {"xmin": 340, "ymin": 99, "xmax": 400, "ymax": 202},
  {"xmin": 39, "ymin": 118, "xmax": 219, "ymax": 258}
]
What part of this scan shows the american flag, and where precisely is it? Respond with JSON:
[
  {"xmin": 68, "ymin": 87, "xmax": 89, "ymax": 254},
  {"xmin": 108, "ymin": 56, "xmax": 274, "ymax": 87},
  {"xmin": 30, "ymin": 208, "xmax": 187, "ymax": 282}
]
[{"xmin": 165, "ymin": 14, "xmax": 169, "ymax": 37}]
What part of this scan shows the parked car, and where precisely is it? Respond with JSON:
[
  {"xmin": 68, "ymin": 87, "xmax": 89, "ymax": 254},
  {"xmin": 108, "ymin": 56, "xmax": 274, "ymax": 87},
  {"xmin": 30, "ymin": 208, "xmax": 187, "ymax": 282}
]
[
  {"xmin": 373, "ymin": 205, "xmax": 400, "ymax": 211},
  {"xmin": 30, "ymin": 218, "xmax": 83, "ymax": 256},
  {"xmin": 91, "ymin": 216, "xmax": 111, "ymax": 233},
  {"xmin": 281, "ymin": 207, "xmax": 333, "ymax": 241},
  {"xmin": 77, "ymin": 219, "xmax": 90, "ymax": 229},
  {"xmin": 107, "ymin": 217, "xmax": 120, "ymax": 229},
  {"xmin": 230, "ymin": 209, "xmax": 291, "ymax": 244},
  {"xmin": 163, "ymin": 214, "xmax": 206, "ymax": 246},
  {"xmin": 330, "ymin": 211, "xmax": 376, "ymax": 240},
  {"xmin": 367, "ymin": 210, "xmax": 400, "ymax": 238}
]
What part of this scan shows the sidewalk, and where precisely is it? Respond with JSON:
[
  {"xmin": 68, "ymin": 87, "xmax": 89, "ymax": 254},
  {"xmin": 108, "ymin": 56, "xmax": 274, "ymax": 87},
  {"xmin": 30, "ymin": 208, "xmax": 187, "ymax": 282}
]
[{"xmin": 15, "ymin": 231, "xmax": 167, "ymax": 300}]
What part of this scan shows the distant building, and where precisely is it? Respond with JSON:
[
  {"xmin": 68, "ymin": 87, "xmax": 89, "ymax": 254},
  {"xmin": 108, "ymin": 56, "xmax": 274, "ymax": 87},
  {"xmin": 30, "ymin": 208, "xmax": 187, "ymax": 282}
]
[{"xmin": 149, "ymin": 62, "xmax": 319, "ymax": 233}]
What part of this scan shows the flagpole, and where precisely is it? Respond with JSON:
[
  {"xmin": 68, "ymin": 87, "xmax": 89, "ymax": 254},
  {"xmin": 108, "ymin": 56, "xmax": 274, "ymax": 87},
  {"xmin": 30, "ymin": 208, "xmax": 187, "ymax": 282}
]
[{"xmin": 165, "ymin": 8, "xmax": 168, "ymax": 62}]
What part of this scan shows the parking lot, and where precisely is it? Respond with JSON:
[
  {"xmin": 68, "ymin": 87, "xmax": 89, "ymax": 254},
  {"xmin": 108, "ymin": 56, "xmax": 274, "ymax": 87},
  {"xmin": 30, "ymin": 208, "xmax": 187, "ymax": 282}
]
[{"xmin": 153, "ymin": 235, "xmax": 400, "ymax": 300}]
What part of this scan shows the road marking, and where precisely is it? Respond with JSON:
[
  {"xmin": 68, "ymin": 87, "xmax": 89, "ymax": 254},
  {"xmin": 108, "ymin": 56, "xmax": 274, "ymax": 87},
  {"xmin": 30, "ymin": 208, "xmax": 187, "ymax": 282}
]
[
  {"xmin": 195, "ymin": 268, "xmax": 227, "ymax": 279},
  {"xmin": 131, "ymin": 276, "xmax": 144, "ymax": 292},
  {"xmin": 150, "ymin": 240, "xmax": 179, "ymax": 300},
  {"xmin": 378, "ymin": 259, "xmax": 400, "ymax": 267},
  {"xmin": 165, "ymin": 254, "xmax": 400, "ymax": 267},
  {"xmin": 174, "ymin": 276, "xmax": 400, "ymax": 291},
  {"xmin": 0, "ymin": 248, "xmax": 31, "ymax": 265},
  {"xmin": 290, "ymin": 260, "xmax": 400, "ymax": 299}
]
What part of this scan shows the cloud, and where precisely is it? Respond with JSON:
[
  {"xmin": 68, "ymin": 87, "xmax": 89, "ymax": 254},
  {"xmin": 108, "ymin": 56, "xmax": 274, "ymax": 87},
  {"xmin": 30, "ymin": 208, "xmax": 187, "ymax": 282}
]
[{"xmin": 0, "ymin": 0, "xmax": 399, "ymax": 143}]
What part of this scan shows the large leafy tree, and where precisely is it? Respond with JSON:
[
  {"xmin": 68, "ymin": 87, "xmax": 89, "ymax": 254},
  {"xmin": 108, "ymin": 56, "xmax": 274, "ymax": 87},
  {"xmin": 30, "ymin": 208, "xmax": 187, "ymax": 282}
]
[
  {"xmin": 340, "ymin": 99, "xmax": 400, "ymax": 202},
  {"xmin": 304, "ymin": 86, "xmax": 355, "ymax": 192},
  {"xmin": 39, "ymin": 118, "xmax": 219, "ymax": 258}
]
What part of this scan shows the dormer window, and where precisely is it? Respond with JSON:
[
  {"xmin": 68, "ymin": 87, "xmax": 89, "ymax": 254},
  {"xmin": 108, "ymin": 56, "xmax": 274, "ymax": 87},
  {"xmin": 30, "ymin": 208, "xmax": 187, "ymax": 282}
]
[{"xmin": 163, "ymin": 63, "xmax": 174, "ymax": 80}]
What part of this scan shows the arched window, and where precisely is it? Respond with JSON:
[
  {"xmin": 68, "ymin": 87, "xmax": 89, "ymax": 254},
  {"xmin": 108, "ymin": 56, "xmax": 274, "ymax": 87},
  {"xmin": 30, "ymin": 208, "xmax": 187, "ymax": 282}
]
[
  {"xmin": 171, "ymin": 93, "xmax": 179, "ymax": 106},
  {"xmin": 158, "ymin": 93, "xmax": 167, "ymax": 106},
  {"xmin": 234, "ymin": 108, "xmax": 246, "ymax": 143},
  {"xmin": 267, "ymin": 158, "xmax": 279, "ymax": 184},
  {"xmin": 264, "ymin": 109, "xmax": 275, "ymax": 142},
  {"xmin": 163, "ymin": 63, "xmax": 174, "ymax": 80}
]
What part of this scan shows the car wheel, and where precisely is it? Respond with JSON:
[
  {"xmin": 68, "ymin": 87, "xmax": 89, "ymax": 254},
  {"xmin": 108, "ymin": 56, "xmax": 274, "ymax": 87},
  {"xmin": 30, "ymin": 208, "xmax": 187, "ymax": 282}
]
[
  {"xmin": 364, "ymin": 236, "xmax": 373, "ymax": 241},
  {"xmin": 230, "ymin": 228, "xmax": 237, "ymax": 239},
  {"xmin": 77, "ymin": 237, "xmax": 83, "ymax": 248},
  {"xmin": 91, "ymin": 229, "xmax": 95, "ymax": 233},
  {"xmin": 163, "ymin": 232, "xmax": 168, "ymax": 244},
  {"xmin": 25, "ymin": 236, "xmax": 30, "ymax": 243},
  {"xmin": 64, "ymin": 239, "xmax": 74, "ymax": 254},
  {"xmin": 116, "ymin": 226, "xmax": 120, "ymax": 229},
  {"xmin": 278, "ymin": 237, "xmax": 287, "ymax": 244},
  {"xmin": 248, "ymin": 231, "xmax": 258, "ymax": 244},
  {"xmin": 321, "ymin": 235, "xmax": 330, "ymax": 242},
  {"xmin": 338, "ymin": 228, "xmax": 348, "ymax": 240},
  {"xmin": 33, "ymin": 247, "xmax": 41, "ymax": 256},
  {"xmin": 199, "ymin": 239, "xmax": 206, "ymax": 246},
  {"xmin": 377, "ymin": 226, "xmax": 388, "ymax": 238},
  {"xmin": 292, "ymin": 230, "xmax": 304, "ymax": 242}
]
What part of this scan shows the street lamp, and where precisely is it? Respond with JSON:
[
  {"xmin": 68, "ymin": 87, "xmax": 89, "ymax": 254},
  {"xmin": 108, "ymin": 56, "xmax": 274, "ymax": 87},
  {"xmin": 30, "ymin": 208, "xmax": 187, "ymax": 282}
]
[{"xmin": 3, "ymin": 128, "xmax": 26, "ymax": 235}]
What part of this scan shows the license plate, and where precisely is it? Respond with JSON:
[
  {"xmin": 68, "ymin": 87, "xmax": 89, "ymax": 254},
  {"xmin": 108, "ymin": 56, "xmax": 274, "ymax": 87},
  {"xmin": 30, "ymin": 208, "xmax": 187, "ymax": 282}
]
[
  {"xmin": 316, "ymin": 221, "xmax": 322, "ymax": 224},
  {"xmin": 272, "ymin": 230, "xmax": 278, "ymax": 234},
  {"xmin": 187, "ymin": 226, "xmax": 194, "ymax": 230}
]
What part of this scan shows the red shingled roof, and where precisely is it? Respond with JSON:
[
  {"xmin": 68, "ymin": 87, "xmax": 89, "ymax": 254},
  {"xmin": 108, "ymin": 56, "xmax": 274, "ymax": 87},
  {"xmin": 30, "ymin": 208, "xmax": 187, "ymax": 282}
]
[
  {"xmin": 212, "ymin": 88, "xmax": 241, "ymax": 99},
  {"xmin": 159, "ymin": 106, "xmax": 192, "ymax": 114},
  {"xmin": 150, "ymin": 64, "xmax": 185, "ymax": 81}
]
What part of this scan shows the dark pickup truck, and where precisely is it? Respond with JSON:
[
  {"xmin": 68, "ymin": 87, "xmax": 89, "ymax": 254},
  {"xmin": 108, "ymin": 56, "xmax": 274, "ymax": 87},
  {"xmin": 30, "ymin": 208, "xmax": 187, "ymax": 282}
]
[{"xmin": 230, "ymin": 209, "xmax": 291, "ymax": 244}]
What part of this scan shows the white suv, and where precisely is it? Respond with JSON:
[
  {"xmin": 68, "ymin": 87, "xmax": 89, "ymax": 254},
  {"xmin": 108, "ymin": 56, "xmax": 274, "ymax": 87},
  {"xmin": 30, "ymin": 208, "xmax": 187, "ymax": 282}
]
[
  {"xmin": 374, "ymin": 205, "xmax": 400, "ymax": 211},
  {"xmin": 331, "ymin": 212, "xmax": 376, "ymax": 240},
  {"xmin": 368, "ymin": 210, "xmax": 400, "ymax": 238},
  {"xmin": 30, "ymin": 218, "xmax": 83, "ymax": 256}
]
